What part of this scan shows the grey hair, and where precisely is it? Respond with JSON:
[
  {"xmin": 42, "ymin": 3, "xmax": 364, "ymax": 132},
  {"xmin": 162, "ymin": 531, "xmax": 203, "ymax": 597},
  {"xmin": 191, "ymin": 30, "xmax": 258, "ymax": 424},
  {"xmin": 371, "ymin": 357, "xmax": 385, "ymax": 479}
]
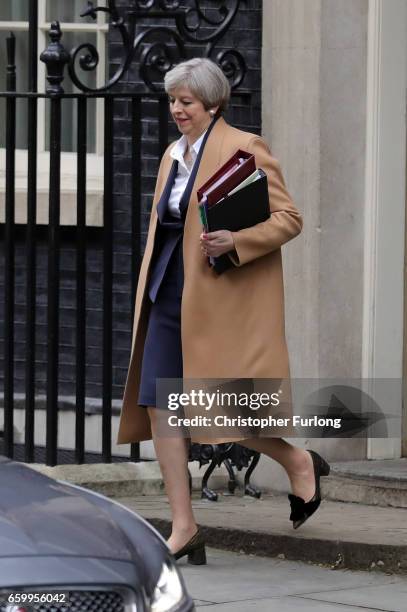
[{"xmin": 164, "ymin": 58, "xmax": 231, "ymax": 115}]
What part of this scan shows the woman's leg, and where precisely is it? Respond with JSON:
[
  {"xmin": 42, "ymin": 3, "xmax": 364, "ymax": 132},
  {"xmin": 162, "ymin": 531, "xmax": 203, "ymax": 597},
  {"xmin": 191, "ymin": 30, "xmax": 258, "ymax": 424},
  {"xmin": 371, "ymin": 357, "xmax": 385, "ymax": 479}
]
[
  {"xmin": 239, "ymin": 438, "xmax": 315, "ymax": 502},
  {"xmin": 148, "ymin": 407, "xmax": 197, "ymax": 553}
]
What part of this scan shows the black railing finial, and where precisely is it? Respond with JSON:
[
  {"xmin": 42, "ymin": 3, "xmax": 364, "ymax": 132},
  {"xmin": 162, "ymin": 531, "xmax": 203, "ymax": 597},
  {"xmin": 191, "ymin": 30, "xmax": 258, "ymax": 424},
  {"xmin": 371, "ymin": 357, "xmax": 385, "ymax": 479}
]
[{"xmin": 40, "ymin": 21, "xmax": 70, "ymax": 94}]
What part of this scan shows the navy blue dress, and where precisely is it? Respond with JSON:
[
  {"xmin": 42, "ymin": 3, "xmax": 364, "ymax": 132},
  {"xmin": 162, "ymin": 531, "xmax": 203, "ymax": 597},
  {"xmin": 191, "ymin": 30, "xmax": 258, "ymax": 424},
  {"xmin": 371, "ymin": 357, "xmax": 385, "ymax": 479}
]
[{"xmin": 138, "ymin": 231, "xmax": 184, "ymax": 407}]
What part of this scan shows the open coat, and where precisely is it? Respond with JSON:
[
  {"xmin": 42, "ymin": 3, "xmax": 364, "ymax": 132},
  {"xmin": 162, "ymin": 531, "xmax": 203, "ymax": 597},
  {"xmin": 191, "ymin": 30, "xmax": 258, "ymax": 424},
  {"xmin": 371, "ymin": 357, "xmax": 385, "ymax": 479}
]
[{"xmin": 117, "ymin": 117, "xmax": 303, "ymax": 444}]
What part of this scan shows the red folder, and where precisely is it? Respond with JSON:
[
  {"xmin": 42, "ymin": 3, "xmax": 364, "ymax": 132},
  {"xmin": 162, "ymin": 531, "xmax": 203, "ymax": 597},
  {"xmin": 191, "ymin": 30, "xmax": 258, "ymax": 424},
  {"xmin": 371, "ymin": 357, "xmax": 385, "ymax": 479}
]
[{"xmin": 197, "ymin": 149, "xmax": 256, "ymax": 206}]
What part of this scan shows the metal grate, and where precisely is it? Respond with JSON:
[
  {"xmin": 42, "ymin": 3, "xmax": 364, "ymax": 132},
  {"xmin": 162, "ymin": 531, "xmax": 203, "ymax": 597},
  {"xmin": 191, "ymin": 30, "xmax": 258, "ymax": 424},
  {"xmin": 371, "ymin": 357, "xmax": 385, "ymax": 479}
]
[{"xmin": 0, "ymin": 589, "xmax": 126, "ymax": 612}]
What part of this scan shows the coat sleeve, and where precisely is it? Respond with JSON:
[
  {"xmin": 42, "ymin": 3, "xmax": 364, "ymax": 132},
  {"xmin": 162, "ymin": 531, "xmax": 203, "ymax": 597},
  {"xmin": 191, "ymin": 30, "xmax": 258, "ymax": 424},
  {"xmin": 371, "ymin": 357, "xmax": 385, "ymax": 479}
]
[{"xmin": 229, "ymin": 136, "xmax": 303, "ymax": 266}]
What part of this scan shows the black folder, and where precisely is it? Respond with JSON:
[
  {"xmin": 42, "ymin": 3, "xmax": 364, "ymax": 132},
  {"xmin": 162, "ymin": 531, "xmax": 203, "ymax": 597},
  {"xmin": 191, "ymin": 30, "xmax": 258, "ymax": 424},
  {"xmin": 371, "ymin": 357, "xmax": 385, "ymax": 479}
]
[{"xmin": 203, "ymin": 169, "xmax": 270, "ymax": 274}]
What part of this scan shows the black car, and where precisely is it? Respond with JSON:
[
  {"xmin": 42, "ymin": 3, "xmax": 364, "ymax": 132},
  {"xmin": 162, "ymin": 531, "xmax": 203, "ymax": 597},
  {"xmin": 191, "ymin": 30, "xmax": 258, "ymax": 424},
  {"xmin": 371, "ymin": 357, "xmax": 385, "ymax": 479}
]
[{"xmin": 0, "ymin": 456, "xmax": 194, "ymax": 612}]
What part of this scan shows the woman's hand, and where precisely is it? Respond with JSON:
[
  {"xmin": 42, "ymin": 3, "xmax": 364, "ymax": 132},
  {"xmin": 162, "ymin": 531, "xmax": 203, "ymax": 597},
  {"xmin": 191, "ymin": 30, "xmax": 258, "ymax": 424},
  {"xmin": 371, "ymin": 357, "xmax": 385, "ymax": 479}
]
[{"xmin": 200, "ymin": 230, "xmax": 235, "ymax": 258}]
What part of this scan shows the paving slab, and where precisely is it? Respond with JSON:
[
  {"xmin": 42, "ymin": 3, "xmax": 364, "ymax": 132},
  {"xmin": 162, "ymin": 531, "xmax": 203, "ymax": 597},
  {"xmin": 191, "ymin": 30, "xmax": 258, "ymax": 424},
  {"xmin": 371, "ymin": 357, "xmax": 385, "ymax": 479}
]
[
  {"xmin": 179, "ymin": 548, "xmax": 406, "ymax": 611},
  {"xmin": 303, "ymin": 581, "xmax": 407, "ymax": 612},
  {"xmin": 193, "ymin": 598, "xmax": 376, "ymax": 611},
  {"xmin": 179, "ymin": 548, "xmax": 399, "ymax": 602},
  {"xmin": 117, "ymin": 492, "xmax": 407, "ymax": 574}
]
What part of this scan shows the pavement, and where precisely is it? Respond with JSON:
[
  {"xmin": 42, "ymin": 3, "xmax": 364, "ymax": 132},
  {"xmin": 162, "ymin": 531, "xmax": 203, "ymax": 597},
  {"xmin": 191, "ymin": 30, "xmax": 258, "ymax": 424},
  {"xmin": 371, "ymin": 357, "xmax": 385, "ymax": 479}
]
[
  {"xmin": 178, "ymin": 548, "xmax": 407, "ymax": 611},
  {"xmin": 31, "ymin": 460, "xmax": 407, "ymax": 574},
  {"xmin": 117, "ymin": 491, "xmax": 407, "ymax": 574}
]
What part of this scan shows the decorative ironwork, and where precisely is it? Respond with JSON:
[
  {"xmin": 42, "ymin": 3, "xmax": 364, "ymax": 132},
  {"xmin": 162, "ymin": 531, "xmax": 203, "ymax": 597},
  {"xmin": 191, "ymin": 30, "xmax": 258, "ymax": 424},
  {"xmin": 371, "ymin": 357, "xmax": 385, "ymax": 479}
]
[
  {"xmin": 39, "ymin": 22, "xmax": 70, "ymax": 94},
  {"xmin": 53, "ymin": 0, "xmax": 247, "ymax": 93},
  {"xmin": 188, "ymin": 443, "xmax": 262, "ymax": 501},
  {"xmin": 136, "ymin": 27, "xmax": 187, "ymax": 91},
  {"xmin": 69, "ymin": 1, "xmax": 133, "ymax": 92}
]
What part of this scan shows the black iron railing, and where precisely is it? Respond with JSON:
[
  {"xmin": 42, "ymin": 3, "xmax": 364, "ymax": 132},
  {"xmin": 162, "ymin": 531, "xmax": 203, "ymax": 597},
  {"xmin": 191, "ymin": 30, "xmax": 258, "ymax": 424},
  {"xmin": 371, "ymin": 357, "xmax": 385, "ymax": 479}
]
[
  {"xmin": 0, "ymin": 80, "xmax": 175, "ymax": 465},
  {"xmin": 0, "ymin": 18, "xmax": 171, "ymax": 463},
  {"xmin": 0, "ymin": 0, "xmax": 255, "ymax": 469},
  {"xmin": 3, "ymin": 33, "xmax": 16, "ymax": 462},
  {"xmin": 0, "ymin": 90, "xmax": 171, "ymax": 465}
]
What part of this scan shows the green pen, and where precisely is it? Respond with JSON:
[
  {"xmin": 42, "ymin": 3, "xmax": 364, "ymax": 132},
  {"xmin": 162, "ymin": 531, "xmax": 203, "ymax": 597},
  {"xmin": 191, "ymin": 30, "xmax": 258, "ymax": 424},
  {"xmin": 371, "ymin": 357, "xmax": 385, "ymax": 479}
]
[
  {"xmin": 198, "ymin": 199, "xmax": 209, "ymax": 232},
  {"xmin": 198, "ymin": 199, "xmax": 215, "ymax": 266}
]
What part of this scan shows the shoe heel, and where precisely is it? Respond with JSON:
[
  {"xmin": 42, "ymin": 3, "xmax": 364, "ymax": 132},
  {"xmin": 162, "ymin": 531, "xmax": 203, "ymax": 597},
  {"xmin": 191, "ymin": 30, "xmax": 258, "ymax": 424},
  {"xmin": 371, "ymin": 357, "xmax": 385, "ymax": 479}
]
[{"xmin": 188, "ymin": 545, "xmax": 207, "ymax": 565}]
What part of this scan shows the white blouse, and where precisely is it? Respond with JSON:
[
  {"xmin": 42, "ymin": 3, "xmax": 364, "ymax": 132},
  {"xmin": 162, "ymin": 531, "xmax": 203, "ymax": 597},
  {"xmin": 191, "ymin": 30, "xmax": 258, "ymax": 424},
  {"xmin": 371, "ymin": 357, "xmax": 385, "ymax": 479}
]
[{"xmin": 167, "ymin": 130, "xmax": 207, "ymax": 218}]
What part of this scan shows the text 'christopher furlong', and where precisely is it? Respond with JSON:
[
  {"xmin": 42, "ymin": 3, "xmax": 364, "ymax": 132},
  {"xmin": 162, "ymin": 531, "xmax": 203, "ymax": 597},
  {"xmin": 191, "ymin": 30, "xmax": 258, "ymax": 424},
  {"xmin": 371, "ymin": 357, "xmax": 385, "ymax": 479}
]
[{"xmin": 167, "ymin": 415, "xmax": 343, "ymax": 429}]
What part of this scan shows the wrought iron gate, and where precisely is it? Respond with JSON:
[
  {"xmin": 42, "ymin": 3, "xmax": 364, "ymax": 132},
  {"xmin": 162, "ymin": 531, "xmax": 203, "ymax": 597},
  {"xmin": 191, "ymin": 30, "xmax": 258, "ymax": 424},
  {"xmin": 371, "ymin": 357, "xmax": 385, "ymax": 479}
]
[{"xmin": 0, "ymin": 0, "xmax": 255, "ymax": 466}]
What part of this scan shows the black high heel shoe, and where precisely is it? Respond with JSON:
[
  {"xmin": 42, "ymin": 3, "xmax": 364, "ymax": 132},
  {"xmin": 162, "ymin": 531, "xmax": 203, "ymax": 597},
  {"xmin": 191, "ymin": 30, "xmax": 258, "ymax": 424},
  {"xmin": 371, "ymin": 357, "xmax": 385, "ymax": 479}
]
[
  {"xmin": 288, "ymin": 450, "xmax": 330, "ymax": 530},
  {"xmin": 173, "ymin": 528, "xmax": 207, "ymax": 565}
]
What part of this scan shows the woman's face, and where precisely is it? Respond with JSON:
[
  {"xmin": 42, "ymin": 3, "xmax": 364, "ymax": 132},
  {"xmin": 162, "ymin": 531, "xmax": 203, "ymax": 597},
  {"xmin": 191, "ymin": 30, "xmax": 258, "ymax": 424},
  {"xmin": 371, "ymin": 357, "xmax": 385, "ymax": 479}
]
[{"xmin": 168, "ymin": 86, "xmax": 217, "ymax": 143}]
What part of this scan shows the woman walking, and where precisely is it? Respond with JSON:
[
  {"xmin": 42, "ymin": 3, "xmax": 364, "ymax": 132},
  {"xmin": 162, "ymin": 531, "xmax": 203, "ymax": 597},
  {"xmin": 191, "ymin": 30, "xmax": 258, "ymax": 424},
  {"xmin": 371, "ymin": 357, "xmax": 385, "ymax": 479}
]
[{"xmin": 117, "ymin": 58, "xmax": 330, "ymax": 563}]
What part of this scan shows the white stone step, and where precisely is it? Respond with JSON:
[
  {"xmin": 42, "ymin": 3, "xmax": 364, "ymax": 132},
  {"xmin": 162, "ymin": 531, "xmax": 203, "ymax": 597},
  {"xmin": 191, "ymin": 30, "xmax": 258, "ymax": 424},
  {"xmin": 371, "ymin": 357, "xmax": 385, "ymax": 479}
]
[{"xmin": 321, "ymin": 459, "xmax": 407, "ymax": 508}]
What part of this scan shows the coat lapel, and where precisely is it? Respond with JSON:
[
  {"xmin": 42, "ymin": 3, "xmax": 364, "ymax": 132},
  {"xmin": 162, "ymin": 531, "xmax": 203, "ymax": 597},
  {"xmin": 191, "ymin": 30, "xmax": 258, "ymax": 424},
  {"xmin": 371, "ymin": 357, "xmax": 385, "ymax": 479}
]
[
  {"xmin": 156, "ymin": 158, "xmax": 178, "ymax": 223},
  {"xmin": 178, "ymin": 116, "xmax": 221, "ymax": 218},
  {"xmin": 187, "ymin": 117, "xmax": 228, "ymax": 213},
  {"xmin": 155, "ymin": 117, "xmax": 228, "ymax": 222}
]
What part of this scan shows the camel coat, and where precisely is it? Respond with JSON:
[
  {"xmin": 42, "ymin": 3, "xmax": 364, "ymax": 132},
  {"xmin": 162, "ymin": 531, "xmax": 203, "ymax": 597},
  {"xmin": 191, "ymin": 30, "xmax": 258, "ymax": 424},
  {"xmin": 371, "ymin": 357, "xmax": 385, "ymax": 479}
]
[{"xmin": 117, "ymin": 116, "xmax": 303, "ymax": 444}]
